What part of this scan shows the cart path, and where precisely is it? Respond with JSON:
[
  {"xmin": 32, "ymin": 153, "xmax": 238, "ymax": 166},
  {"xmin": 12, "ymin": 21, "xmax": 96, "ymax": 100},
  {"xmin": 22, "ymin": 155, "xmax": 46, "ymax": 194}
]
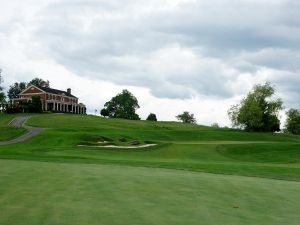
[{"xmin": 0, "ymin": 116, "xmax": 45, "ymax": 145}]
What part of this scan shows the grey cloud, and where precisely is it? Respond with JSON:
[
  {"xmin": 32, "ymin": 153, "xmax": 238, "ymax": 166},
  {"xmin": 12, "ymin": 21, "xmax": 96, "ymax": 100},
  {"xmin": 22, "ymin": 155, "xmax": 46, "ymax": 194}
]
[{"xmin": 15, "ymin": 0, "xmax": 300, "ymax": 101}]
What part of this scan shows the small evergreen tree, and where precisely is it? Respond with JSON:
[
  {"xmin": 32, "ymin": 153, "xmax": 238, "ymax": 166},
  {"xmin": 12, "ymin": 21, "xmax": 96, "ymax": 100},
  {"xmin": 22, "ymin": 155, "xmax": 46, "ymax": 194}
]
[
  {"xmin": 146, "ymin": 113, "xmax": 157, "ymax": 121},
  {"xmin": 28, "ymin": 95, "xmax": 42, "ymax": 113}
]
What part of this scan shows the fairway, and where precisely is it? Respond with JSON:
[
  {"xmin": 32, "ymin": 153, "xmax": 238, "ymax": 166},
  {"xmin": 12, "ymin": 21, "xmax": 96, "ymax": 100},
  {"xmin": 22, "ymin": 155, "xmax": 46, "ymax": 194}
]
[
  {"xmin": 0, "ymin": 114, "xmax": 299, "ymax": 224},
  {"xmin": 0, "ymin": 159, "xmax": 299, "ymax": 225}
]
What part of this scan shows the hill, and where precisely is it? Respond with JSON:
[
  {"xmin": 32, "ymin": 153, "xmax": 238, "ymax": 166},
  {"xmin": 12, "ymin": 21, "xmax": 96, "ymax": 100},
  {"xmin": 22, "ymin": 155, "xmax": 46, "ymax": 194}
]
[{"xmin": 0, "ymin": 114, "xmax": 299, "ymax": 224}]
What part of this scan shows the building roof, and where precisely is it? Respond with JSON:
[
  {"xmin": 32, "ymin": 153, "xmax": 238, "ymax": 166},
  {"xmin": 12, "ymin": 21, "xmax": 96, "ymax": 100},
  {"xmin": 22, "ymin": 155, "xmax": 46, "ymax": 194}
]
[{"xmin": 37, "ymin": 86, "xmax": 78, "ymax": 98}]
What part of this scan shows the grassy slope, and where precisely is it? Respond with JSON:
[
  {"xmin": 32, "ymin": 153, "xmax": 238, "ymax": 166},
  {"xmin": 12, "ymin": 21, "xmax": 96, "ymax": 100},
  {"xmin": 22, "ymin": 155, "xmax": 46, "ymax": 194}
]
[
  {"xmin": 0, "ymin": 114, "xmax": 299, "ymax": 180},
  {"xmin": 0, "ymin": 159, "xmax": 299, "ymax": 225},
  {"xmin": 0, "ymin": 114, "xmax": 300, "ymax": 224},
  {"xmin": 0, "ymin": 114, "xmax": 27, "ymax": 141}
]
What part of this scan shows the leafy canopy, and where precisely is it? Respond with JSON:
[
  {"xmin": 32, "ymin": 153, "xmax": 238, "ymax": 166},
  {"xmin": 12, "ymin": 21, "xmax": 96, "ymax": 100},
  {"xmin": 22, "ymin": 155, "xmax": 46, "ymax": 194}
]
[
  {"xmin": 28, "ymin": 78, "xmax": 50, "ymax": 88},
  {"xmin": 7, "ymin": 77, "xmax": 50, "ymax": 101},
  {"xmin": 146, "ymin": 113, "xmax": 157, "ymax": 121},
  {"xmin": 176, "ymin": 111, "xmax": 197, "ymax": 124},
  {"xmin": 7, "ymin": 82, "xmax": 27, "ymax": 100},
  {"xmin": 0, "ymin": 69, "xmax": 6, "ymax": 104},
  {"xmin": 284, "ymin": 109, "xmax": 300, "ymax": 135},
  {"xmin": 228, "ymin": 82, "xmax": 283, "ymax": 132},
  {"xmin": 100, "ymin": 89, "xmax": 140, "ymax": 120},
  {"xmin": 28, "ymin": 95, "xmax": 42, "ymax": 113}
]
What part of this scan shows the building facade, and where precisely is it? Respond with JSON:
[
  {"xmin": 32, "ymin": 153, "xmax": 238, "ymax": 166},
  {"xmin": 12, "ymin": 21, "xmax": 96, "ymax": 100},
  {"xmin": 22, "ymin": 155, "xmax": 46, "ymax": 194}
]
[{"xmin": 13, "ymin": 85, "xmax": 86, "ymax": 114}]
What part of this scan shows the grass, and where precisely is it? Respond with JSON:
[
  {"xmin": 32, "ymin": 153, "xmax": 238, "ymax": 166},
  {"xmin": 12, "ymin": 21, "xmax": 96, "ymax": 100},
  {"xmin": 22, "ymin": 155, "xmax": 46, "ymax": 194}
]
[
  {"xmin": 0, "ymin": 159, "xmax": 299, "ymax": 225},
  {"xmin": 0, "ymin": 113, "xmax": 27, "ymax": 141},
  {"xmin": 0, "ymin": 114, "xmax": 298, "ymax": 180},
  {"xmin": 0, "ymin": 113, "xmax": 299, "ymax": 224}
]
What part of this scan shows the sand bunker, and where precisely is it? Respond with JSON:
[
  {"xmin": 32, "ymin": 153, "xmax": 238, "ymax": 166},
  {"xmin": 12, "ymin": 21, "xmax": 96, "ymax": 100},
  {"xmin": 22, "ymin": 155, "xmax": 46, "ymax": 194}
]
[{"xmin": 78, "ymin": 144, "xmax": 157, "ymax": 149}]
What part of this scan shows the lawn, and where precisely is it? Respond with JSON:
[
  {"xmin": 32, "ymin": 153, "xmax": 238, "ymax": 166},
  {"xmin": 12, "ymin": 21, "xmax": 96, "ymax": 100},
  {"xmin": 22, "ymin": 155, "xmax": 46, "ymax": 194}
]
[
  {"xmin": 0, "ymin": 159, "xmax": 299, "ymax": 225},
  {"xmin": 0, "ymin": 114, "xmax": 27, "ymax": 141},
  {"xmin": 0, "ymin": 113, "xmax": 299, "ymax": 224}
]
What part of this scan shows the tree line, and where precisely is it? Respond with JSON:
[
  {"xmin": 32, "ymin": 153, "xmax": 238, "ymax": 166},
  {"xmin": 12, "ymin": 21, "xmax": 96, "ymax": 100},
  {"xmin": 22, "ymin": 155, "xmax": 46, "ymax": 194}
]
[
  {"xmin": 0, "ymin": 69, "xmax": 299, "ymax": 135},
  {"xmin": 99, "ymin": 83, "xmax": 300, "ymax": 135},
  {"xmin": 0, "ymin": 70, "xmax": 49, "ymax": 113}
]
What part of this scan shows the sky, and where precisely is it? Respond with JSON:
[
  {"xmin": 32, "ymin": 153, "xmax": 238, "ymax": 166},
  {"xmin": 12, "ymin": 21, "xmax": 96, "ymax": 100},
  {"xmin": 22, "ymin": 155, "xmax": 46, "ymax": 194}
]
[{"xmin": 0, "ymin": 0, "xmax": 299, "ymax": 126}]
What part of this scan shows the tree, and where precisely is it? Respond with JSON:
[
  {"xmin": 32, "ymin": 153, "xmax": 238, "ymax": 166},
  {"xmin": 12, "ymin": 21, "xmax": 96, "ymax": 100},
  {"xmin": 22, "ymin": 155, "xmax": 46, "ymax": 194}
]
[
  {"xmin": 7, "ymin": 82, "xmax": 27, "ymax": 100},
  {"xmin": 0, "ymin": 69, "xmax": 6, "ymax": 111},
  {"xmin": 100, "ymin": 108, "xmax": 109, "ymax": 117},
  {"xmin": 0, "ymin": 69, "xmax": 3, "ymax": 91},
  {"xmin": 228, "ymin": 82, "xmax": 283, "ymax": 132},
  {"xmin": 176, "ymin": 111, "xmax": 196, "ymax": 124},
  {"xmin": 28, "ymin": 78, "xmax": 50, "ymax": 88},
  {"xmin": 146, "ymin": 113, "xmax": 157, "ymax": 121},
  {"xmin": 211, "ymin": 122, "xmax": 220, "ymax": 128},
  {"xmin": 100, "ymin": 90, "xmax": 140, "ymax": 120},
  {"xmin": 284, "ymin": 109, "xmax": 300, "ymax": 135},
  {"xmin": 0, "ymin": 69, "xmax": 5, "ymax": 100},
  {"xmin": 28, "ymin": 95, "xmax": 42, "ymax": 113}
]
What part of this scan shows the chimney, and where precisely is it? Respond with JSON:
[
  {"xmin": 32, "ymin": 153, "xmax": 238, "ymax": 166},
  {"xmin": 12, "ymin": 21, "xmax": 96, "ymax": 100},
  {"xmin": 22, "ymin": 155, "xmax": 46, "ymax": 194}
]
[{"xmin": 67, "ymin": 88, "xmax": 71, "ymax": 94}]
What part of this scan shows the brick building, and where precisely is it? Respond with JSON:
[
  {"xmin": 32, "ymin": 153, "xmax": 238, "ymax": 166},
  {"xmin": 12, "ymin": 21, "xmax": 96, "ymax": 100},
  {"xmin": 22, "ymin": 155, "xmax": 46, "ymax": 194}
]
[{"xmin": 13, "ymin": 85, "xmax": 86, "ymax": 114}]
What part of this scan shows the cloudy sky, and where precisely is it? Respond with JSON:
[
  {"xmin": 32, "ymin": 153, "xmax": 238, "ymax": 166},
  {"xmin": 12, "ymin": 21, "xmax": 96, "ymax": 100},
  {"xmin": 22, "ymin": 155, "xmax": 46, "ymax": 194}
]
[{"xmin": 1, "ymin": 0, "xmax": 299, "ymax": 126}]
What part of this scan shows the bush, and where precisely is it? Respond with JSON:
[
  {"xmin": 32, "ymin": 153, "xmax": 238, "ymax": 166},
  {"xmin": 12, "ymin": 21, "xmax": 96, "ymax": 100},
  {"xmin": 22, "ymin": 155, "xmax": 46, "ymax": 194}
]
[{"xmin": 146, "ymin": 113, "xmax": 157, "ymax": 121}]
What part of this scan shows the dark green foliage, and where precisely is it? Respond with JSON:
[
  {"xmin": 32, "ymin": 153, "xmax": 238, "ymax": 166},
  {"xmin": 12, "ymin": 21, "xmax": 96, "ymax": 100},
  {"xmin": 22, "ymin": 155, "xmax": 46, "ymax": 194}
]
[
  {"xmin": 285, "ymin": 109, "xmax": 300, "ymax": 135},
  {"xmin": 7, "ymin": 82, "xmax": 27, "ymax": 100},
  {"xmin": 146, "ymin": 113, "xmax": 157, "ymax": 121},
  {"xmin": 0, "ymin": 69, "xmax": 3, "ymax": 93},
  {"xmin": 28, "ymin": 95, "xmax": 42, "ymax": 113},
  {"xmin": 228, "ymin": 82, "xmax": 282, "ymax": 132},
  {"xmin": 211, "ymin": 123, "xmax": 220, "ymax": 128},
  {"xmin": 0, "ymin": 69, "xmax": 6, "ymax": 107},
  {"xmin": 28, "ymin": 78, "xmax": 50, "ymax": 88},
  {"xmin": 7, "ymin": 96, "xmax": 42, "ymax": 113},
  {"xmin": 5, "ymin": 105, "xmax": 23, "ymax": 114},
  {"xmin": 101, "ymin": 89, "xmax": 140, "ymax": 120},
  {"xmin": 176, "ymin": 111, "xmax": 196, "ymax": 124},
  {"xmin": 100, "ymin": 108, "xmax": 109, "ymax": 117}
]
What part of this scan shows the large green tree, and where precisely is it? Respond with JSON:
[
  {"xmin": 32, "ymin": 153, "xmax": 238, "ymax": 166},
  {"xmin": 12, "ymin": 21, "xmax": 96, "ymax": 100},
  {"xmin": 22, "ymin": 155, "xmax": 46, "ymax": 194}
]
[
  {"xmin": 7, "ymin": 82, "xmax": 27, "ymax": 100},
  {"xmin": 228, "ymin": 82, "xmax": 283, "ymax": 132},
  {"xmin": 28, "ymin": 78, "xmax": 50, "ymax": 88},
  {"xmin": 100, "ymin": 90, "xmax": 140, "ymax": 120},
  {"xmin": 176, "ymin": 111, "xmax": 196, "ymax": 124},
  {"xmin": 284, "ymin": 109, "xmax": 300, "ymax": 135}
]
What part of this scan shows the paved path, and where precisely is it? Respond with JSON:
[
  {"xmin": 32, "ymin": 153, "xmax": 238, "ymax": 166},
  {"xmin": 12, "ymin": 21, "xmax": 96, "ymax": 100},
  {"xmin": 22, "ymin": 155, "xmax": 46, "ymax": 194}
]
[{"xmin": 0, "ymin": 116, "xmax": 45, "ymax": 145}]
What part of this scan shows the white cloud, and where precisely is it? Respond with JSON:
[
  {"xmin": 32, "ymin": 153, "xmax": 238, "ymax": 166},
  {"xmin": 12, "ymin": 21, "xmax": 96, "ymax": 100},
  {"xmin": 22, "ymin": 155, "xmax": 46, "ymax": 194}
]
[{"xmin": 0, "ymin": 0, "xmax": 299, "ymax": 126}]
